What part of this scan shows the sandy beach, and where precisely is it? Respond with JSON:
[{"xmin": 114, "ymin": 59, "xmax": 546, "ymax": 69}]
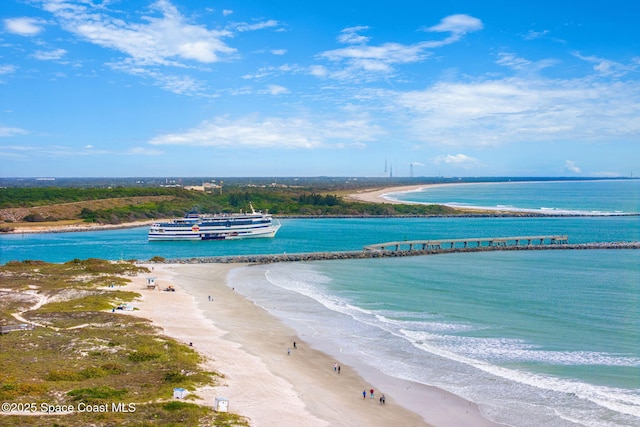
[
  {"xmin": 4, "ymin": 219, "xmax": 156, "ymax": 234},
  {"xmin": 347, "ymin": 185, "xmax": 428, "ymax": 205},
  {"xmin": 120, "ymin": 263, "xmax": 499, "ymax": 427}
]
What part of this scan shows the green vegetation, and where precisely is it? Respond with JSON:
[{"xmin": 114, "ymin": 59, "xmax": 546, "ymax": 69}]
[
  {"xmin": 1, "ymin": 184, "xmax": 458, "ymax": 226},
  {"xmin": 0, "ymin": 187, "xmax": 185, "ymax": 208},
  {"xmin": 0, "ymin": 259, "xmax": 249, "ymax": 426}
]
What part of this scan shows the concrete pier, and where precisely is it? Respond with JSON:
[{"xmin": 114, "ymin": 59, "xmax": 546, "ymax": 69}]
[{"xmin": 363, "ymin": 235, "xmax": 569, "ymax": 252}]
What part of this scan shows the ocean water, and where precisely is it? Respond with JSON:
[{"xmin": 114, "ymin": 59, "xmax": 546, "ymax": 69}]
[
  {"xmin": 1, "ymin": 180, "xmax": 639, "ymax": 426},
  {"xmin": 220, "ymin": 180, "xmax": 639, "ymax": 427},
  {"xmin": 229, "ymin": 250, "xmax": 639, "ymax": 427},
  {"xmin": 385, "ymin": 179, "xmax": 640, "ymax": 215},
  {"xmin": 2, "ymin": 215, "xmax": 639, "ymax": 264}
]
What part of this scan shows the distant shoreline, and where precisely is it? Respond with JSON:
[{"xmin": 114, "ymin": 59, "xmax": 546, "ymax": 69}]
[
  {"xmin": 5, "ymin": 210, "xmax": 638, "ymax": 235},
  {"xmin": 1, "ymin": 219, "xmax": 156, "ymax": 235},
  {"xmin": 347, "ymin": 181, "xmax": 640, "ymax": 216},
  {"xmin": 2, "ymin": 180, "xmax": 638, "ymax": 235}
]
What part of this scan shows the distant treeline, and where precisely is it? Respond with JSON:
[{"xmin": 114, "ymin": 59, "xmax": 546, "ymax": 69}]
[
  {"xmin": 1, "ymin": 175, "xmax": 624, "ymax": 189},
  {"xmin": 0, "ymin": 187, "xmax": 185, "ymax": 208},
  {"xmin": 0, "ymin": 186, "xmax": 457, "ymax": 224}
]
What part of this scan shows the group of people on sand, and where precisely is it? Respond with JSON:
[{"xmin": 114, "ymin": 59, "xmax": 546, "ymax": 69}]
[
  {"xmin": 362, "ymin": 388, "xmax": 385, "ymax": 404},
  {"xmin": 292, "ymin": 346, "xmax": 388, "ymax": 405}
]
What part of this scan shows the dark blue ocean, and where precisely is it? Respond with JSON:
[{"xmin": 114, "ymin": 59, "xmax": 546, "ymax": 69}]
[{"xmin": 1, "ymin": 179, "xmax": 639, "ymax": 426}]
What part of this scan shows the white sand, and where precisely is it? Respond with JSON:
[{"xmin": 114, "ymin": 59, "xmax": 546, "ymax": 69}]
[
  {"xmin": 347, "ymin": 185, "xmax": 429, "ymax": 205},
  {"xmin": 120, "ymin": 263, "xmax": 499, "ymax": 427}
]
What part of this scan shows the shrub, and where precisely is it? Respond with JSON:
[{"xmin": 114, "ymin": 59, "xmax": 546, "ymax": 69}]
[
  {"xmin": 163, "ymin": 370, "xmax": 187, "ymax": 383},
  {"xmin": 22, "ymin": 213, "xmax": 46, "ymax": 222},
  {"xmin": 45, "ymin": 370, "xmax": 82, "ymax": 381},
  {"xmin": 67, "ymin": 386, "xmax": 128, "ymax": 403},
  {"xmin": 128, "ymin": 349, "xmax": 161, "ymax": 362},
  {"xmin": 163, "ymin": 401, "xmax": 196, "ymax": 411},
  {"xmin": 100, "ymin": 363, "xmax": 125, "ymax": 374},
  {"xmin": 79, "ymin": 366, "xmax": 106, "ymax": 379}
]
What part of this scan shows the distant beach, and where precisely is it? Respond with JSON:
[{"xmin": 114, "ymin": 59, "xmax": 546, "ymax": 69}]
[
  {"xmin": 347, "ymin": 184, "xmax": 429, "ymax": 205},
  {"xmin": 348, "ymin": 180, "xmax": 640, "ymax": 216},
  {"xmin": 121, "ymin": 263, "xmax": 498, "ymax": 426},
  {"xmin": 2, "ymin": 219, "xmax": 156, "ymax": 235}
]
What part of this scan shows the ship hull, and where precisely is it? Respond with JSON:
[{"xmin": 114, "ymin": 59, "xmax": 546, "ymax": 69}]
[{"xmin": 148, "ymin": 218, "xmax": 280, "ymax": 241}]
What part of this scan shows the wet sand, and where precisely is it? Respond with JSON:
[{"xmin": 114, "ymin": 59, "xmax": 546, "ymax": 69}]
[{"xmin": 121, "ymin": 263, "xmax": 499, "ymax": 427}]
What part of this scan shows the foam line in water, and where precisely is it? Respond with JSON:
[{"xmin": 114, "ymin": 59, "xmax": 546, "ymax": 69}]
[{"xmin": 399, "ymin": 330, "xmax": 640, "ymax": 418}]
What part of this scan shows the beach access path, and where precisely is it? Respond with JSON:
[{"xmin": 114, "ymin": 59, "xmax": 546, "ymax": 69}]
[{"xmin": 120, "ymin": 263, "xmax": 498, "ymax": 427}]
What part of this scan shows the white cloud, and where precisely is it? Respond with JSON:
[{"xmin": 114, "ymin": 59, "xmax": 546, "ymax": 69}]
[
  {"xmin": 0, "ymin": 64, "xmax": 17, "ymax": 77},
  {"xmin": 395, "ymin": 76, "xmax": 640, "ymax": 147},
  {"xmin": 222, "ymin": 9, "xmax": 233, "ymax": 16},
  {"xmin": 129, "ymin": 147, "xmax": 163, "ymax": 155},
  {"xmin": 338, "ymin": 26, "xmax": 371, "ymax": 44},
  {"xmin": 426, "ymin": 14, "xmax": 483, "ymax": 35},
  {"xmin": 32, "ymin": 48, "xmax": 67, "ymax": 61},
  {"xmin": 523, "ymin": 29, "xmax": 550, "ymax": 40},
  {"xmin": 41, "ymin": 0, "xmax": 236, "ymax": 67},
  {"xmin": 149, "ymin": 115, "xmax": 383, "ymax": 149},
  {"xmin": 240, "ymin": 63, "xmax": 308, "ymax": 81},
  {"xmin": 4, "ymin": 17, "xmax": 44, "ymax": 36},
  {"xmin": 109, "ymin": 60, "xmax": 206, "ymax": 96},
  {"xmin": 433, "ymin": 154, "xmax": 478, "ymax": 165},
  {"xmin": 0, "ymin": 125, "xmax": 27, "ymax": 137},
  {"xmin": 319, "ymin": 41, "xmax": 430, "ymax": 79},
  {"xmin": 564, "ymin": 160, "xmax": 581, "ymax": 173},
  {"xmin": 572, "ymin": 52, "xmax": 636, "ymax": 77},
  {"xmin": 308, "ymin": 65, "xmax": 328, "ymax": 77},
  {"xmin": 232, "ymin": 19, "xmax": 279, "ymax": 32},
  {"xmin": 271, "ymin": 49, "xmax": 286, "ymax": 55},
  {"xmin": 496, "ymin": 52, "xmax": 557, "ymax": 75},
  {"xmin": 264, "ymin": 84, "xmax": 288, "ymax": 95},
  {"xmin": 318, "ymin": 14, "xmax": 482, "ymax": 80}
]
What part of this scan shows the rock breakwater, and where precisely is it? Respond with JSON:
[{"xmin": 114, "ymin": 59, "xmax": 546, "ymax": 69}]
[{"xmin": 162, "ymin": 241, "xmax": 640, "ymax": 265}]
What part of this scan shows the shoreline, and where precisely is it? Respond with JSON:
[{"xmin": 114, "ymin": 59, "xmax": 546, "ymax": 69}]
[
  {"xmin": 3, "ymin": 180, "xmax": 637, "ymax": 235},
  {"xmin": 347, "ymin": 181, "xmax": 640, "ymax": 216},
  {"xmin": 1, "ymin": 219, "xmax": 156, "ymax": 235},
  {"xmin": 347, "ymin": 184, "xmax": 430, "ymax": 205},
  {"xmin": 122, "ymin": 263, "xmax": 499, "ymax": 426}
]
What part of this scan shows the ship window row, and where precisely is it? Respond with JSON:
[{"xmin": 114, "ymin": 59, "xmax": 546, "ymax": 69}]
[{"xmin": 158, "ymin": 220, "xmax": 271, "ymax": 228}]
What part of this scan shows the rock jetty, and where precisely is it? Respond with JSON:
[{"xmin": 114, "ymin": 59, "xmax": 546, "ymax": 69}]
[{"xmin": 161, "ymin": 241, "xmax": 640, "ymax": 265}]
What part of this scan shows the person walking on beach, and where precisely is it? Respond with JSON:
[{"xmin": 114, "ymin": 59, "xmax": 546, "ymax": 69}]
[
  {"xmin": 334, "ymin": 363, "xmax": 338, "ymax": 372},
  {"xmin": 337, "ymin": 365, "xmax": 341, "ymax": 374},
  {"xmin": 287, "ymin": 348, "xmax": 290, "ymax": 356},
  {"xmin": 362, "ymin": 390, "xmax": 367, "ymax": 399},
  {"xmin": 293, "ymin": 341, "xmax": 297, "ymax": 349},
  {"xmin": 379, "ymin": 394, "xmax": 386, "ymax": 405},
  {"xmin": 370, "ymin": 388, "xmax": 374, "ymax": 399}
]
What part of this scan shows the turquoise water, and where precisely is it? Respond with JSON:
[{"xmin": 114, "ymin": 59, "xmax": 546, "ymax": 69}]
[
  {"xmin": 231, "ymin": 250, "xmax": 639, "ymax": 426},
  {"xmin": 1, "ymin": 180, "xmax": 639, "ymax": 426},
  {"xmin": 1, "ymin": 215, "xmax": 639, "ymax": 264},
  {"xmin": 387, "ymin": 179, "xmax": 640, "ymax": 215}
]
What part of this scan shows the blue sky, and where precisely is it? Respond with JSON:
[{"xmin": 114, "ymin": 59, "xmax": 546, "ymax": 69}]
[{"xmin": 1, "ymin": 0, "xmax": 639, "ymax": 178}]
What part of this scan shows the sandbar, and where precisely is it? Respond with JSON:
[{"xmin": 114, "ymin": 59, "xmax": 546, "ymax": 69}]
[{"xmin": 120, "ymin": 263, "xmax": 499, "ymax": 427}]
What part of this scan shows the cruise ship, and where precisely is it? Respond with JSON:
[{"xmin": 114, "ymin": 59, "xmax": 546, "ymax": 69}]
[{"xmin": 148, "ymin": 203, "xmax": 281, "ymax": 241}]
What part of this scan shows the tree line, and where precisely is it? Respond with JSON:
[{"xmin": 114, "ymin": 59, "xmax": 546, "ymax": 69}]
[{"xmin": 1, "ymin": 186, "xmax": 457, "ymax": 225}]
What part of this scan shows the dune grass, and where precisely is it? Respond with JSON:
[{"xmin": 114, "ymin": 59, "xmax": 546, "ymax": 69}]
[{"xmin": 0, "ymin": 259, "xmax": 249, "ymax": 426}]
